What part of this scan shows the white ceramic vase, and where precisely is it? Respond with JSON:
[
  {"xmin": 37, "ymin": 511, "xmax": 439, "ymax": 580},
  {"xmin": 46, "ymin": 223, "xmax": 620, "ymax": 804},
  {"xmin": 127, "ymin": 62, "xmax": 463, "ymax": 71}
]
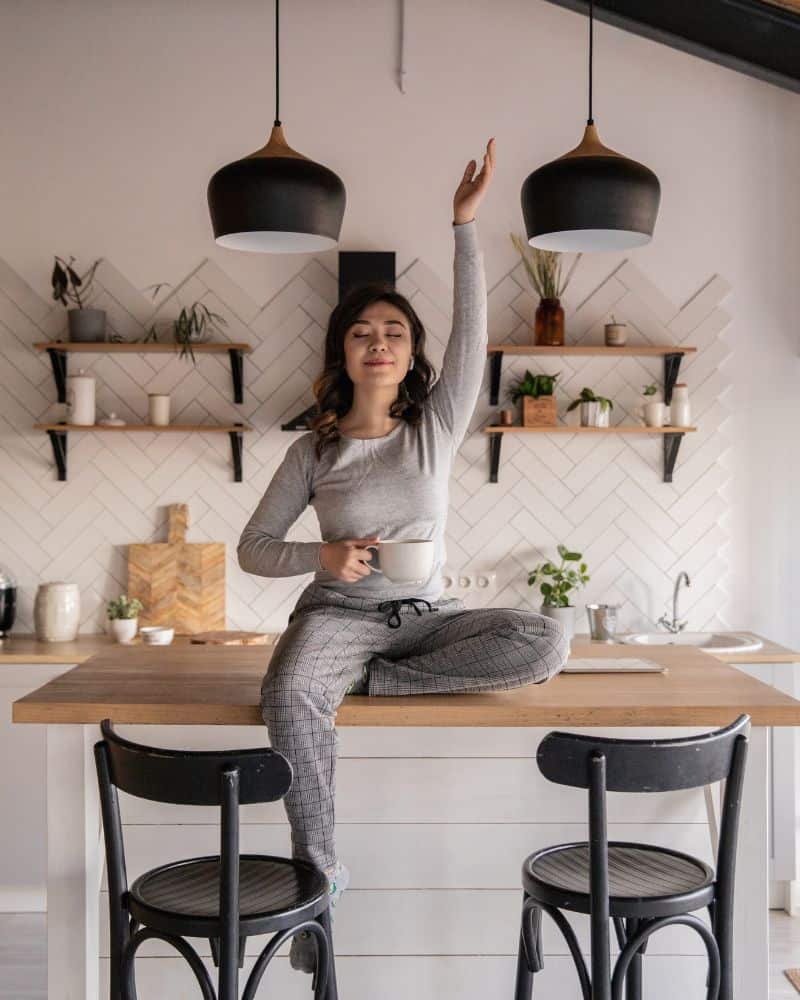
[
  {"xmin": 540, "ymin": 603, "xmax": 575, "ymax": 640},
  {"xmin": 669, "ymin": 384, "xmax": 692, "ymax": 427},
  {"xmin": 109, "ymin": 618, "xmax": 138, "ymax": 643},
  {"xmin": 33, "ymin": 582, "xmax": 80, "ymax": 642},
  {"xmin": 579, "ymin": 401, "xmax": 610, "ymax": 427}
]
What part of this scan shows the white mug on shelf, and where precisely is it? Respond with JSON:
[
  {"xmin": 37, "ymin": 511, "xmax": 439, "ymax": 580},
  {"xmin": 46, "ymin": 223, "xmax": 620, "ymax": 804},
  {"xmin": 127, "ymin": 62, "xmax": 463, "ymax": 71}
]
[
  {"xmin": 364, "ymin": 539, "xmax": 435, "ymax": 584},
  {"xmin": 148, "ymin": 394, "xmax": 171, "ymax": 426},
  {"xmin": 636, "ymin": 401, "xmax": 666, "ymax": 428}
]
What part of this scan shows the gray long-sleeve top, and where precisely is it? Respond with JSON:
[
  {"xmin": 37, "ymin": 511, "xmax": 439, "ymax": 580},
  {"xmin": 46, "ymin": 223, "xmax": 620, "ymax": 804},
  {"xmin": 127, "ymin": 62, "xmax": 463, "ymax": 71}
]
[{"xmin": 237, "ymin": 220, "xmax": 487, "ymax": 602}]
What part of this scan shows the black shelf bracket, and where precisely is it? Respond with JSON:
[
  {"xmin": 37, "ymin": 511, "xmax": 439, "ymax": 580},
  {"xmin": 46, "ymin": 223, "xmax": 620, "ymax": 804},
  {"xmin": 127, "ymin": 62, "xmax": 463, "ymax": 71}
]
[
  {"xmin": 47, "ymin": 425, "xmax": 68, "ymax": 481},
  {"xmin": 663, "ymin": 352, "xmax": 683, "ymax": 405},
  {"xmin": 229, "ymin": 423, "xmax": 244, "ymax": 482},
  {"xmin": 46, "ymin": 348, "xmax": 68, "ymax": 403},
  {"xmin": 228, "ymin": 349, "xmax": 244, "ymax": 404},
  {"xmin": 489, "ymin": 351, "xmax": 504, "ymax": 406},
  {"xmin": 663, "ymin": 432, "xmax": 685, "ymax": 484},
  {"xmin": 281, "ymin": 404, "xmax": 319, "ymax": 432},
  {"xmin": 489, "ymin": 434, "xmax": 502, "ymax": 484}
]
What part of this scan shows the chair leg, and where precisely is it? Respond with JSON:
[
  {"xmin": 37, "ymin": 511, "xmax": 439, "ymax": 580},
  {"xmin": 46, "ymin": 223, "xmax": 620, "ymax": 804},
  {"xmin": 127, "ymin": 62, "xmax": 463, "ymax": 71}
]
[
  {"xmin": 624, "ymin": 919, "xmax": 642, "ymax": 1000},
  {"xmin": 514, "ymin": 894, "xmax": 542, "ymax": 1000},
  {"xmin": 317, "ymin": 907, "xmax": 339, "ymax": 1000}
]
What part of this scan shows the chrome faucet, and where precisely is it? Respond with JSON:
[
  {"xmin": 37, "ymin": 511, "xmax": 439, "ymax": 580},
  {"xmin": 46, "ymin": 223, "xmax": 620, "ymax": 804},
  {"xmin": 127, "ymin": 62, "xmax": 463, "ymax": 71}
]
[{"xmin": 658, "ymin": 571, "xmax": 691, "ymax": 633}]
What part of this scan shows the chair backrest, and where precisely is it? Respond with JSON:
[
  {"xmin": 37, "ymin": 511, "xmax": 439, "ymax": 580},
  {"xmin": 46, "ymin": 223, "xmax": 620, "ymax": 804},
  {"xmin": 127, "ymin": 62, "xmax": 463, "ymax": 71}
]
[
  {"xmin": 536, "ymin": 714, "xmax": 750, "ymax": 793},
  {"xmin": 536, "ymin": 715, "xmax": 750, "ymax": 1000},
  {"xmin": 97, "ymin": 718, "xmax": 292, "ymax": 805}
]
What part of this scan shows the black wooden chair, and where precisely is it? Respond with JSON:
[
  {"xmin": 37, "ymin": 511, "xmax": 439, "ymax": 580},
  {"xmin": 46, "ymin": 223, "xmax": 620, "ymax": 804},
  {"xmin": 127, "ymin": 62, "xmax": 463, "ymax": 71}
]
[
  {"xmin": 95, "ymin": 719, "xmax": 338, "ymax": 1000},
  {"xmin": 514, "ymin": 714, "xmax": 749, "ymax": 1000}
]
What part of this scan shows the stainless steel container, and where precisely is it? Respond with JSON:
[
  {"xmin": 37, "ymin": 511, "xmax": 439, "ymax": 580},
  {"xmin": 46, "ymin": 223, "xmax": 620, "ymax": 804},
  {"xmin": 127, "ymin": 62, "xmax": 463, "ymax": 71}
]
[{"xmin": 586, "ymin": 603, "xmax": 619, "ymax": 642}]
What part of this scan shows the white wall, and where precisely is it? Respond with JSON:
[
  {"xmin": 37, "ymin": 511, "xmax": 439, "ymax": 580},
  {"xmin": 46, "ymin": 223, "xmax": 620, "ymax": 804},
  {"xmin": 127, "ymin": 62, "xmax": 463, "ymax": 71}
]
[{"xmin": 0, "ymin": 0, "xmax": 797, "ymax": 643}]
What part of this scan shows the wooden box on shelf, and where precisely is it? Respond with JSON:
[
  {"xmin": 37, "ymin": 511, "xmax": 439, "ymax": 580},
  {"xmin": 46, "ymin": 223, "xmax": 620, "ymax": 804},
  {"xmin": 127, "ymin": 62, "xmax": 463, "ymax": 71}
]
[{"xmin": 522, "ymin": 396, "xmax": 557, "ymax": 427}]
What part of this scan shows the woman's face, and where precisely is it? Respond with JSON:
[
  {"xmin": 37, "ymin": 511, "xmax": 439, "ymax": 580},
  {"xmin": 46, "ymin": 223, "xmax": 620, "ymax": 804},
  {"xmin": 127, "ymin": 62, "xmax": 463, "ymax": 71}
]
[{"xmin": 342, "ymin": 301, "xmax": 414, "ymax": 388}]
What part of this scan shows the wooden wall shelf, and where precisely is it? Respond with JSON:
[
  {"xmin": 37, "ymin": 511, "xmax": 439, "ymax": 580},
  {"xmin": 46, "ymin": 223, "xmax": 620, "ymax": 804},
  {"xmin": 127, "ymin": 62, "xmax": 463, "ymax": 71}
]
[
  {"xmin": 483, "ymin": 424, "xmax": 696, "ymax": 485},
  {"xmin": 34, "ymin": 341, "xmax": 252, "ymax": 405},
  {"xmin": 486, "ymin": 344, "xmax": 696, "ymax": 406},
  {"xmin": 33, "ymin": 422, "xmax": 251, "ymax": 483}
]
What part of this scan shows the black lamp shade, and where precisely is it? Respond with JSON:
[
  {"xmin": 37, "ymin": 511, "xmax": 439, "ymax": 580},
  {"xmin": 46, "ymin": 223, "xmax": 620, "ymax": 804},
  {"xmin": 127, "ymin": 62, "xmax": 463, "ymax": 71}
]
[
  {"xmin": 208, "ymin": 144, "xmax": 346, "ymax": 254},
  {"xmin": 522, "ymin": 149, "xmax": 660, "ymax": 253}
]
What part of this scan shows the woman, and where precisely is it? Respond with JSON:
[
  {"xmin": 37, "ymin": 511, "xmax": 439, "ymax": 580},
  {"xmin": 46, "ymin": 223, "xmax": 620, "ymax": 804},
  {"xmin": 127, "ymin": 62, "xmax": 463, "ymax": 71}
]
[{"xmin": 237, "ymin": 138, "xmax": 569, "ymax": 971}]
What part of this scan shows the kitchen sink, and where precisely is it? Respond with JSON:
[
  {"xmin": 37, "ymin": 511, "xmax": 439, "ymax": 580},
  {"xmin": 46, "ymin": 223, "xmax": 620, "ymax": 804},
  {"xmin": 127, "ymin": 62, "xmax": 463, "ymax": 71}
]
[{"xmin": 621, "ymin": 632, "xmax": 763, "ymax": 655}]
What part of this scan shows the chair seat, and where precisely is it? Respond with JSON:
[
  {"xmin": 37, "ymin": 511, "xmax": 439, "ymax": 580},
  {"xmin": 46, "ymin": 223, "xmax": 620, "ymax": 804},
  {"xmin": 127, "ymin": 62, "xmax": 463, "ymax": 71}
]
[
  {"xmin": 129, "ymin": 854, "xmax": 329, "ymax": 937},
  {"xmin": 523, "ymin": 841, "xmax": 715, "ymax": 919}
]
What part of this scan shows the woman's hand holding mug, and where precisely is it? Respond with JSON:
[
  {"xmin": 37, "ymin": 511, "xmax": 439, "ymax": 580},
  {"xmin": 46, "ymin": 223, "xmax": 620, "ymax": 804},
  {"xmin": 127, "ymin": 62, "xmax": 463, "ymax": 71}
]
[{"xmin": 319, "ymin": 537, "xmax": 380, "ymax": 583}]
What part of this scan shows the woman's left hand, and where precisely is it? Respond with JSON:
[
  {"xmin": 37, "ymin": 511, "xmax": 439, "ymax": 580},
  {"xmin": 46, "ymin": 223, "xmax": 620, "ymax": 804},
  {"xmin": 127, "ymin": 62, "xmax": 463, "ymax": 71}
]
[{"xmin": 453, "ymin": 137, "xmax": 496, "ymax": 225}]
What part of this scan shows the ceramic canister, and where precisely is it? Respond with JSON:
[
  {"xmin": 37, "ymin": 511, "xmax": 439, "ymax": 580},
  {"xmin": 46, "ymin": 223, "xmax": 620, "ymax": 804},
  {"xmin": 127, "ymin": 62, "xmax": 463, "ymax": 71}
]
[
  {"xmin": 65, "ymin": 368, "xmax": 96, "ymax": 425},
  {"xmin": 34, "ymin": 582, "xmax": 80, "ymax": 642},
  {"xmin": 670, "ymin": 384, "xmax": 692, "ymax": 427},
  {"xmin": 148, "ymin": 394, "xmax": 171, "ymax": 426}
]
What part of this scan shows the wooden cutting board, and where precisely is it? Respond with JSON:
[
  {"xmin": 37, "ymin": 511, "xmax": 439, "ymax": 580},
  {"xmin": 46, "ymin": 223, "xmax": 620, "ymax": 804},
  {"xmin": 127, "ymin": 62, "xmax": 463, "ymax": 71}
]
[
  {"xmin": 128, "ymin": 504, "xmax": 225, "ymax": 635},
  {"xmin": 190, "ymin": 631, "xmax": 274, "ymax": 645}
]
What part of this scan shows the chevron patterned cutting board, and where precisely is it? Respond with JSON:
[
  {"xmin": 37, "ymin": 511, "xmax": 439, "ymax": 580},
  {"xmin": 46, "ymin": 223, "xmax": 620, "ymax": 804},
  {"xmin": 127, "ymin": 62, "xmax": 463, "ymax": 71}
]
[{"xmin": 127, "ymin": 503, "xmax": 225, "ymax": 635}]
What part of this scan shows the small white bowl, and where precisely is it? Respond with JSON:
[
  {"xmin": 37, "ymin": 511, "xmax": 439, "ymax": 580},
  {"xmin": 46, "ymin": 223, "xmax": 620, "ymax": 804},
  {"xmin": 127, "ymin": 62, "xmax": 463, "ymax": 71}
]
[{"xmin": 140, "ymin": 626, "xmax": 175, "ymax": 646}]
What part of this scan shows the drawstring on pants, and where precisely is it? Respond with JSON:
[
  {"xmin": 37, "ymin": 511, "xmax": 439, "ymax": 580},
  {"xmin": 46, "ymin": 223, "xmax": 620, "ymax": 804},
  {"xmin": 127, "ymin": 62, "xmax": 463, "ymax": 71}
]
[{"xmin": 378, "ymin": 598, "xmax": 438, "ymax": 629}]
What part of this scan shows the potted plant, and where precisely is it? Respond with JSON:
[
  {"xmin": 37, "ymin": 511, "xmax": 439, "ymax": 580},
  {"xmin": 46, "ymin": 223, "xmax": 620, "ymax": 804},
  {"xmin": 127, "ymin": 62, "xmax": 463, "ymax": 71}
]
[
  {"xmin": 528, "ymin": 545, "xmax": 590, "ymax": 639},
  {"xmin": 143, "ymin": 290, "xmax": 228, "ymax": 364},
  {"xmin": 51, "ymin": 255, "xmax": 106, "ymax": 342},
  {"xmin": 566, "ymin": 387, "xmax": 614, "ymax": 427},
  {"xmin": 604, "ymin": 313, "xmax": 627, "ymax": 346},
  {"xmin": 638, "ymin": 382, "xmax": 665, "ymax": 428},
  {"xmin": 510, "ymin": 233, "xmax": 581, "ymax": 346},
  {"xmin": 508, "ymin": 370, "xmax": 559, "ymax": 426},
  {"xmin": 106, "ymin": 594, "xmax": 143, "ymax": 644}
]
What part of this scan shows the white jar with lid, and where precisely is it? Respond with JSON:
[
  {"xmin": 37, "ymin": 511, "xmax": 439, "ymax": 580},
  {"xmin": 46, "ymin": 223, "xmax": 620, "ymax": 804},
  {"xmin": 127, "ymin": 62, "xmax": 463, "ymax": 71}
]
[
  {"xmin": 65, "ymin": 368, "xmax": 96, "ymax": 425},
  {"xmin": 34, "ymin": 582, "xmax": 81, "ymax": 642},
  {"xmin": 669, "ymin": 384, "xmax": 692, "ymax": 428}
]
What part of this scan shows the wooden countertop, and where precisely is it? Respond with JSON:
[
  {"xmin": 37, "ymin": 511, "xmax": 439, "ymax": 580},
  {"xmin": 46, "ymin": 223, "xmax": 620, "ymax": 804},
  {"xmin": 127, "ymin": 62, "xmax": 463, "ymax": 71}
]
[
  {"xmin": 12, "ymin": 641, "xmax": 800, "ymax": 728},
  {"xmin": 4, "ymin": 630, "xmax": 797, "ymax": 665}
]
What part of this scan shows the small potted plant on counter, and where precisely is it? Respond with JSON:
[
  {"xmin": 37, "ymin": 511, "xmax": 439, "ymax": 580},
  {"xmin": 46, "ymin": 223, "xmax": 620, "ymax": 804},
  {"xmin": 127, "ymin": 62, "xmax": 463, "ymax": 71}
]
[
  {"xmin": 528, "ymin": 544, "xmax": 590, "ymax": 639},
  {"xmin": 510, "ymin": 233, "xmax": 581, "ymax": 346},
  {"xmin": 508, "ymin": 370, "xmax": 559, "ymax": 427},
  {"xmin": 106, "ymin": 594, "xmax": 144, "ymax": 644},
  {"xmin": 566, "ymin": 387, "xmax": 614, "ymax": 427},
  {"xmin": 638, "ymin": 382, "xmax": 666, "ymax": 428},
  {"xmin": 51, "ymin": 255, "xmax": 106, "ymax": 342}
]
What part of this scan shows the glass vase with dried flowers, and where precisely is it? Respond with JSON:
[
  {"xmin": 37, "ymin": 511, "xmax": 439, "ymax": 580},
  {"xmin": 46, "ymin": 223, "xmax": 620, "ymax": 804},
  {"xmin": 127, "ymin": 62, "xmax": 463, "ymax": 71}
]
[{"xmin": 510, "ymin": 234, "xmax": 581, "ymax": 346}]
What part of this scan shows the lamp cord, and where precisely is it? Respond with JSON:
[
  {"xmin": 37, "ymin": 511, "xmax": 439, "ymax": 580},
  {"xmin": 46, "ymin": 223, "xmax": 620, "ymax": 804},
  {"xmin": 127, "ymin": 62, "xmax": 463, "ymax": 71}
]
[
  {"xmin": 274, "ymin": 0, "xmax": 281, "ymax": 127},
  {"xmin": 588, "ymin": 0, "xmax": 594, "ymax": 125}
]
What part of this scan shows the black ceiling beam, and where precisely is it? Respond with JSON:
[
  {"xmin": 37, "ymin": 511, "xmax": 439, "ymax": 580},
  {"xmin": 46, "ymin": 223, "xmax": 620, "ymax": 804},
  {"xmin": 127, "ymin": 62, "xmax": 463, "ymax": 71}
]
[{"xmin": 541, "ymin": 0, "xmax": 800, "ymax": 94}]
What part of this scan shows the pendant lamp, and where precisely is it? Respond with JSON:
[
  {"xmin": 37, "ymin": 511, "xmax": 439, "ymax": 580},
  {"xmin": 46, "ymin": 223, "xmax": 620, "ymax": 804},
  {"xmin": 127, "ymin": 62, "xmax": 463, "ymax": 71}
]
[
  {"xmin": 207, "ymin": 0, "xmax": 346, "ymax": 253},
  {"xmin": 521, "ymin": 0, "xmax": 660, "ymax": 252}
]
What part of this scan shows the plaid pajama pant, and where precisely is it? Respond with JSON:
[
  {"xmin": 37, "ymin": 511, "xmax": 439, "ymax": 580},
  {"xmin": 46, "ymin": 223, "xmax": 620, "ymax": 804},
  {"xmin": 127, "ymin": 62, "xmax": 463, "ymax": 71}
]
[{"xmin": 261, "ymin": 582, "xmax": 569, "ymax": 872}]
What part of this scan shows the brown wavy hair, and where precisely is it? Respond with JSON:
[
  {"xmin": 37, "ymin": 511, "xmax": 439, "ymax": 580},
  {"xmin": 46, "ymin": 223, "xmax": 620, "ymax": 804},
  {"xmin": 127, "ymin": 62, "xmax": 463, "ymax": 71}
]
[{"xmin": 309, "ymin": 283, "xmax": 437, "ymax": 459}]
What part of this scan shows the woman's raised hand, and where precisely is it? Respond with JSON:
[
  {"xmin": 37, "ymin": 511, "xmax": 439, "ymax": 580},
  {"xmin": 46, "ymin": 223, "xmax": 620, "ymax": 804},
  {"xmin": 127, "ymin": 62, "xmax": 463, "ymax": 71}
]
[
  {"xmin": 453, "ymin": 137, "xmax": 496, "ymax": 226},
  {"xmin": 319, "ymin": 537, "xmax": 380, "ymax": 583}
]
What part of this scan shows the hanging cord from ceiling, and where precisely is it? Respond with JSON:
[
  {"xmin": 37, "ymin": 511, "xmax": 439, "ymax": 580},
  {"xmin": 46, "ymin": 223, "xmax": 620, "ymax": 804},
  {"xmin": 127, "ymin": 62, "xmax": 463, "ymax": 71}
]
[
  {"xmin": 274, "ymin": 0, "xmax": 281, "ymax": 125},
  {"xmin": 588, "ymin": 0, "xmax": 594, "ymax": 124}
]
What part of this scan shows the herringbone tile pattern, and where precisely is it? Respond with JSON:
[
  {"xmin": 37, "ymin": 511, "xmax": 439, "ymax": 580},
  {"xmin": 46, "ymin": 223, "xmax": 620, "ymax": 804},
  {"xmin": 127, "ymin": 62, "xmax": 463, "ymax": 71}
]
[{"xmin": 0, "ymin": 251, "xmax": 730, "ymax": 634}]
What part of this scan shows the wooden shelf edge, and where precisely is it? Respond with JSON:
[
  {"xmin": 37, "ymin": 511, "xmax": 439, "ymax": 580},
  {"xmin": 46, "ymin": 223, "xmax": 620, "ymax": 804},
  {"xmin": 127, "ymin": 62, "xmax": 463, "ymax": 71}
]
[
  {"xmin": 486, "ymin": 344, "xmax": 697, "ymax": 356},
  {"xmin": 34, "ymin": 341, "xmax": 253, "ymax": 354},
  {"xmin": 483, "ymin": 425, "xmax": 697, "ymax": 434},
  {"xmin": 34, "ymin": 423, "xmax": 252, "ymax": 433}
]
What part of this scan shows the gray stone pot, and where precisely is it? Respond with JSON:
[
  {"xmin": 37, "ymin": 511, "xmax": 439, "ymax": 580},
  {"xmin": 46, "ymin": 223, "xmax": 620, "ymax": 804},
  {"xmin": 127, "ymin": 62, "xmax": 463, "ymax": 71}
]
[
  {"xmin": 539, "ymin": 603, "xmax": 576, "ymax": 640},
  {"xmin": 67, "ymin": 308, "xmax": 106, "ymax": 342}
]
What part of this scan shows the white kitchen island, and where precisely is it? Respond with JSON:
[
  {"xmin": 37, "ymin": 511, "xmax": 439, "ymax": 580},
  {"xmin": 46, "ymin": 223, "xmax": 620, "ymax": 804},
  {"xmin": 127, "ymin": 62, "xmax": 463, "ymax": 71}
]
[{"xmin": 12, "ymin": 638, "xmax": 800, "ymax": 1000}]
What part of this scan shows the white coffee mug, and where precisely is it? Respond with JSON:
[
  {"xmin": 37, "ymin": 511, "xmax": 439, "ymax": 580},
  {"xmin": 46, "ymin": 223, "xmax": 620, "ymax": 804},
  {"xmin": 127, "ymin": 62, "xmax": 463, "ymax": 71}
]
[
  {"xmin": 636, "ymin": 401, "xmax": 666, "ymax": 428},
  {"xmin": 365, "ymin": 539, "xmax": 434, "ymax": 584},
  {"xmin": 148, "ymin": 394, "xmax": 170, "ymax": 426}
]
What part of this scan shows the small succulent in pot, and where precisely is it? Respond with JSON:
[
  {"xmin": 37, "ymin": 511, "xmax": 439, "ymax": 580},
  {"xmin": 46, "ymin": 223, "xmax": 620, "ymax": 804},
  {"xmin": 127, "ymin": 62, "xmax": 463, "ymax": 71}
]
[
  {"xmin": 106, "ymin": 594, "xmax": 144, "ymax": 644},
  {"xmin": 566, "ymin": 387, "xmax": 614, "ymax": 427},
  {"xmin": 528, "ymin": 544, "xmax": 590, "ymax": 640},
  {"xmin": 51, "ymin": 255, "xmax": 106, "ymax": 342}
]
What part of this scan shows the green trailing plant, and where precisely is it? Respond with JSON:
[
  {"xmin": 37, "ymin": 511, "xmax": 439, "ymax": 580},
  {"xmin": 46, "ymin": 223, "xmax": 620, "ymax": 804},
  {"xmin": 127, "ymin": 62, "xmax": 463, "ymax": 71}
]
[
  {"xmin": 566, "ymin": 387, "xmax": 614, "ymax": 413},
  {"xmin": 643, "ymin": 383, "xmax": 658, "ymax": 396},
  {"xmin": 528, "ymin": 545, "xmax": 590, "ymax": 608},
  {"xmin": 106, "ymin": 595, "xmax": 143, "ymax": 620},
  {"xmin": 510, "ymin": 233, "xmax": 581, "ymax": 301},
  {"xmin": 508, "ymin": 370, "xmax": 560, "ymax": 404},
  {"xmin": 142, "ymin": 285, "xmax": 228, "ymax": 363},
  {"xmin": 51, "ymin": 256, "xmax": 100, "ymax": 310}
]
